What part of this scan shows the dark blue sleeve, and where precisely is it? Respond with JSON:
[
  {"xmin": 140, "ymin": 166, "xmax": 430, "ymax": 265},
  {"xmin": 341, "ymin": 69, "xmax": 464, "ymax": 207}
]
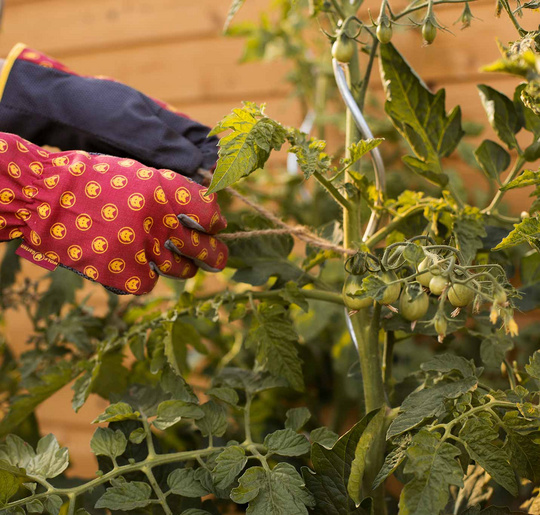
[{"xmin": 0, "ymin": 59, "xmax": 218, "ymax": 177}]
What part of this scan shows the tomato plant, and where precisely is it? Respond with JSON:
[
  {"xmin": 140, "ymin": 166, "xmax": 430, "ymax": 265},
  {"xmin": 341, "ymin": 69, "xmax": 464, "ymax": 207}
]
[{"xmin": 0, "ymin": 1, "xmax": 540, "ymax": 514}]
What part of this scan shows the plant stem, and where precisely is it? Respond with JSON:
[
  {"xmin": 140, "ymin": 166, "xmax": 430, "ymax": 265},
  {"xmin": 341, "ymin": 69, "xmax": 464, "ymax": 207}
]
[
  {"xmin": 482, "ymin": 155, "xmax": 526, "ymax": 215},
  {"xmin": 394, "ymin": 0, "xmax": 478, "ymax": 20},
  {"xmin": 313, "ymin": 171, "xmax": 352, "ymax": 210},
  {"xmin": 330, "ymin": 0, "xmax": 346, "ymax": 19},
  {"xmin": 365, "ymin": 204, "xmax": 426, "ymax": 248},
  {"xmin": 382, "ymin": 330, "xmax": 395, "ymax": 387},
  {"xmin": 351, "ymin": 308, "xmax": 386, "ymax": 412},
  {"xmin": 498, "ymin": 0, "xmax": 527, "ymax": 35},
  {"xmin": 358, "ymin": 38, "xmax": 379, "ymax": 112},
  {"xmin": 142, "ymin": 417, "xmax": 157, "ymax": 458},
  {"xmin": 244, "ymin": 394, "xmax": 253, "ymax": 444},
  {"xmin": 143, "ymin": 465, "xmax": 173, "ymax": 515}
]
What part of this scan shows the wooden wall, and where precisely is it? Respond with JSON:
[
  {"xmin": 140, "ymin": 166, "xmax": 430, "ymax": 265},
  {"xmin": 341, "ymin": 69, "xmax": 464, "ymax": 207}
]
[{"xmin": 0, "ymin": 0, "xmax": 537, "ymax": 477}]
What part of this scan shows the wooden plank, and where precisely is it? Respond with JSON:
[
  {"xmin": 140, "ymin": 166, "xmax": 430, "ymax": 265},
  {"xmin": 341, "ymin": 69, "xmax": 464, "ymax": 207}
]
[
  {"xmin": 0, "ymin": 0, "xmax": 271, "ymax": 55},
  {"xmin": 56, "ymin": 37, "xmax": 291, "ymax": 105}
]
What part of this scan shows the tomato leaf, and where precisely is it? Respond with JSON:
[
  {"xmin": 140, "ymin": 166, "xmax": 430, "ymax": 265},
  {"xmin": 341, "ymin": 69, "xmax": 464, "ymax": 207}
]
[
  {"xmin": 478, "ymin": 85, "xmax": 523, "ymax": 150},
  {"xmin": 207, "ymin": 102, "xmax": 287, "ymax": 194},
  {"xmin": 246, "ymin": 303, "xmax": 304, "ymax": 391},
  {"xmin": 474, "ymin": 140, "xmax": 511, "ymax": 183},
  {"xmin": 387, "ymin": 377, "xmax": 478, "ymax": 438},
  {"xmin": 459, "ymin": 418, "xmax": 518, "ymax": 496},
  {"xmin": 212, "ymin": 446, "xmax": 247, "ymax": 489},
  {"xmin": 493, "ymin": 216, "xmax": 540, "ymax": 250},
  {"xmin": 399, "ymin": 431, "xmax": 463, "ymax": 515},
  {"xmin": 380, "ymin": 43, "xmax": 464, "ymax": 182},
  {"xmin": 95, "ymin": 480, "xmax": 152, "ymax": 511},
  {"xmin": 90, "ymin": 427, "xmax": 127, "ymax": 460}
]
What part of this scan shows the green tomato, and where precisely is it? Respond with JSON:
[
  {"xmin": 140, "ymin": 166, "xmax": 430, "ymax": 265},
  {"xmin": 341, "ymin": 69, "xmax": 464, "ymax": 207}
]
[
  {"xmin": 399, "ymin": 283, "xmax": 429, "ymax": 321},
  {"xmin": 448, "ymin": 283, "xmax": 475, "ymax": 307},
  {"xmin": 376, "ymin": 23, "xmax": 393, "ymax": 44},
  {"xmin": 417, "ymin": 257, "xmax": 435, "ymax": 287},
  {"xmin": 422, "ymin": 20, "xmax": 437, "ymax": 44},
  {"xmin": 429, "ymin": 275, "xmax": 449, "ymax": 296},
  {"xmin": 434, "ymin": 314, "xmax": 448, "ymax": 336},
  {"xmin": 342, "ymin": 273, "xmax": 372, "ymax": 310},
  {"xmin": 332, "ymin": 35, "xmax": 356, "ymax": 63},
  {"xmin": 379, "ymin": 271, "xmax": 401, "ymax": 305}
]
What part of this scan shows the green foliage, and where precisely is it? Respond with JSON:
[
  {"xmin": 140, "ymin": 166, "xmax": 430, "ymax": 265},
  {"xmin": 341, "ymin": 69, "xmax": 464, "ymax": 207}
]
[
  {"xmin": 1, "ymin": 1, "xmax": 539, "ymax": 514},
  {"xmin": 380, "ymin": 43, "xmax": 464, "ymax": 185},
  {"xmin": 207, "ymin": 102, "xmax": 288, "ymax": 194}
]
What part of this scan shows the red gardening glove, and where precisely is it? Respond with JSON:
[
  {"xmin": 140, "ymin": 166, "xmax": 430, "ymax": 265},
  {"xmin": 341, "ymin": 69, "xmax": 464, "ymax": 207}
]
[{"xmin": 0, "ymin": 132, "xmax": 228, "ymax": 295}]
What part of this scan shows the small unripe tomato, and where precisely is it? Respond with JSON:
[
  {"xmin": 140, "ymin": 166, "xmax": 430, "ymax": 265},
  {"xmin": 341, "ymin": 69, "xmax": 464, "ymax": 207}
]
[
  {"xmin": 379, "ymin": 271, "xmax": 401, "ymax": 305},
  {"xmin": 429, "ymin": 275, "xmax": 449, "ymax": 296},
  {"xmin": 332, "ymin": 35, "xmax": 356, "ymax": 63},
  {"xmin": 400, "ymin": 283, "xmax": 429, "ymax": 321},
  {"xmin": 376, "ymin": 23, "xmax": 393, "ymax": 44},
  {"xmin": 448, "ymin": 283, "xmax": 475, "ymax": 307},
  {"xmin": 417, "ymin": 257, "xmax": 435, "ymax": 287},
  {"xmin": 434, "ymin": 314, "xmax": 448, "ymax": 337},
  {"xmin": 342, "ymin": 273, "xmax": 372, "ymax": 310},
  {"xmin": 422, "ymin": 20, "xmax": 437, "ymax": 44}
]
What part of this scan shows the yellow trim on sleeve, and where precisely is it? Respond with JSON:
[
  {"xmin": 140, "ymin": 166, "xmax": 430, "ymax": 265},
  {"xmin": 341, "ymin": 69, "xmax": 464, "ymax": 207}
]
[{"xmin": 0, "ymin": 43, "xmax": 27, "ymax": 102}]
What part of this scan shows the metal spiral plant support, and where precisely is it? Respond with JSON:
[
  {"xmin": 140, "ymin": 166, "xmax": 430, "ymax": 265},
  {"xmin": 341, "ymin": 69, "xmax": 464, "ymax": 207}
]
[{"xmin": 332, "ymin": 58, "xmax": 386, "ymax": 242}]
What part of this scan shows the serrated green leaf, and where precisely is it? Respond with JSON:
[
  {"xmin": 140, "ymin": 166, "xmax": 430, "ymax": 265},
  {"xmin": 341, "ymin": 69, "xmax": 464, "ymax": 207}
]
[
  {"xmin": 480, "ymin": 335, "xmax": 514, "ymax": 369},
  {"xmin": 196, "ymin": 401, "xmax": 228, "ymax": 437},
  {"xmin": 164, "ymin": 319, "xmax": 203, "ymax": 376},
  {"xmin": 92, "ymin": 402, "xmax": 140, "ymax": 424},
  {"xmin": 380, "ymin": 43, "xmax": 463, "ymax": 180},
  {"xmin": 232, "ymin": 463, "xmax": 314, "ymax": 515},
  {"xmin": 167, "ymin": 468, "xmax": 209, "ymax": 497},
  {"xmin": 90, "ymin": 427, "xmax": 127, "ymax": 460},
  {"xmin": 207, "ymin": 387, "xmax": 239, "ymax": 406},
  {"xmin": 459, "ymin": 418, "xmax": 517, "ymax": 496},
  {"xmin": 474, "ymin": 140, "xmax": 511, "ymax": 182},
  {"xmin": 285, "ymin": 407, "xmax": 311, "ymax": 431},
  {"xmin": 0, "ymin": 363, "xmax": 74, "ymax": 438},
  {"xmin": 387, "ymin": 377, "xmax": 478, "ymax": 438},
  {"xmin": 454, "ymin": 208, "xmax": 487, "ymax": 264},
  {"xmin": 372, "ymin": 434, "xmax": 412, "ymax": 490},
  {"xmin": 478, "ymin": 85, "xmax": 523, "ymax": 150},
  {"xmin": 526, "ymin": 350, "xmax": 540, "ymax": 389},
  {"xmin": 214, "ymin": 367, "xmax": 289, "ymax": 394},
  {"xmin": 0, "ymin": 434, "xmax": 36, "ymax": 472},
  {"xmin": 26, "ymin": 434, "xmax": 69, "ymax": 480},
  {"xmin": 95, "ymin": 481, "xmax": 152, "ymax": 511},
  {"xmin": 399, "ymin": 431, "xmax": 463, "ymax": 515},
  {"xmin": 343, "ymin": 139, "xmax": 384, "ymax": 167},
  {"xmin": 287, "ymin": 129, "xmax": 332, "ymax": 179},
  {"xmin": 44, "ymin": 495, "xmax": 63, "ymax": 515},
  {"xmin": 348, "ymin": 409, "xmax": 385, "ymax": 505},
  {"xmin": 310, "ymin": 427, "xmax": 339, "ymax": 449},
  {"xmin": 501, "ymin": 168, "xmax": 540, "ymax": 191},
  {"xmin": 247, "ymin": 303, "xmax": 304, "ymax": 391},
  {"xmin": 402, "ymin": 155, "xmax": 449, "ymax": 187},
  {"xmin": 303, "ymin": 414, "xmax": 378, "ymax": 515},
  {"xmin": 153, "ymin": 400, "xmax": 205, "ymax": 430},
  {"xmin": 0, "ymin": 470, "xmax": 18, "ymax": 507},
  {"xmin": 25, "ymin": 499, "xmax": 43, "ymax": 513},
  {"xmin": 420, "ymin": 354, "xmax": 477, "ymax": 378},
  {"xmin": 181, "ymin": 510, "xmax": 213, "ymax": 515},
  {"xmin": 280, "ymin": 282, "xmax": 309, "ymax": 312},
  {"xmin": 264, "ymin": 428, "xmax": 310, "ymax": 457},
  {"xmin": 129, "ymin": 428, "xmax": 146, "ymax": 444},
  {"xmin": 207, "ymin": 102, "xmax": 287, "ymax": 194},
  {"xmin": 494, "ymin": 216, "xmax": 540, "ymax": 250},
  {"xmin": 213, "ymin": 446, "xmax": 247, "ymax": 489},
  {"xmin": 504, "ymin": 414, "xmax": 540, "ymax": 482}
]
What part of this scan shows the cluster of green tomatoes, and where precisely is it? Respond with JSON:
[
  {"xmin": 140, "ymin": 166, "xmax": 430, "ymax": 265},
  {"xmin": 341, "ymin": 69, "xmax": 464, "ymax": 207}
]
[{"xmin": 342, "ymin": 240, "xmax": 517, "ymax": 341}]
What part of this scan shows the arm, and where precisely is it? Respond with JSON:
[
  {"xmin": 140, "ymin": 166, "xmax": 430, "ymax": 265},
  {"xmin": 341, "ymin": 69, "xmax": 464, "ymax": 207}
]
[{"xmin": 0, "ymin": 44, "xmax": 218, "ymax": 178}]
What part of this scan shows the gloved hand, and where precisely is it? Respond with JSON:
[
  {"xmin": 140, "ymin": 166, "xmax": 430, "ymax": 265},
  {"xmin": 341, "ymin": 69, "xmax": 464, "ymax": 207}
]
[
  {"xmin": 0, "ymin": 132, "xmax": 228, "ymax": 295},
  {"xmin": 0, "ymin": 44, "xmax": 218, "ymax": 179}
]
